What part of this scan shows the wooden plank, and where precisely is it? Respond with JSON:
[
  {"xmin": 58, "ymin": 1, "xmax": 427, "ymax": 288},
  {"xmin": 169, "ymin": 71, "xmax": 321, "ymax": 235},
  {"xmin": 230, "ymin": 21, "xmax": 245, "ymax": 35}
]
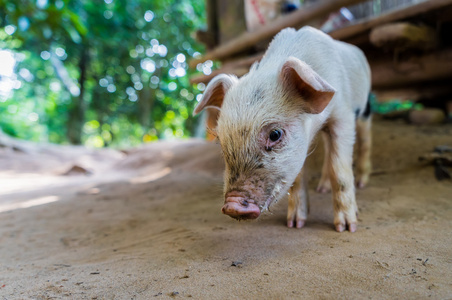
[
  {"xmin": 371, "ymin": 48, "xmax": 452, "ymax": 89},
  {"xmin": 369, "ymin": 22, "xmax": 438, "ymax": 50},
  {"xmin": 192, "ymin": 48, "xmax": 452, "ymax": 90},
  {"xmin": 331, "ymin": 0, "xmax": 452, "ymax": 41},
  {"xmin": 189, "ymin": 0, "xmax": 369, "ymax": 68},
  {"xmin": 190, "ymin": 53, "xmax": 264, "ymax": 84},
  {"xmin": 374, "ymin": 84, "xmax": 452, "ymax": 102},
  {"xmin": 190, "ymin": 67, "xmax": 249, "ymax": 84}
]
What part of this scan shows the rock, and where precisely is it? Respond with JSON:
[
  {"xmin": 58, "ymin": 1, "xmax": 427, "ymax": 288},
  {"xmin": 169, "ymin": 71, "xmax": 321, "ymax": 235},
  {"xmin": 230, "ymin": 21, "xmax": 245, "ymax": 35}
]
[
  {"xmin": 62, "ymin": 165, "xmax": 93, "ymax": 176},
  {"xmin": 409, "ymin": 108, "xmax": 445, "ymax": 125}
]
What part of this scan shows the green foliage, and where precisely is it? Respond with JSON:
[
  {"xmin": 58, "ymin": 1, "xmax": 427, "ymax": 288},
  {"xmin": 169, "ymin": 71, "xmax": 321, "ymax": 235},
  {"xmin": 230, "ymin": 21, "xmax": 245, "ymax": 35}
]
[{"xmin": 0, "ymin": 0, "xmax": 207, "ymax": 147}]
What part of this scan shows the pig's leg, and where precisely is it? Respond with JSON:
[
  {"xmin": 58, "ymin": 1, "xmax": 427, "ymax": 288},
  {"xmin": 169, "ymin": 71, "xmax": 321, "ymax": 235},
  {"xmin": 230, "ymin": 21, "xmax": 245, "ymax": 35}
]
[
  {"xmin": 316, "ymin": 131, "xmax": 332, "ymax": 193},
  {"xmin": 355, "ymin": 116, "xmax": 372, "ymax": 188},
  {"xmin": 324, "ymin": 120, "xmax": 358, "ymax": 233},
  {"xmin": 287, "ymin": 168, "xmax": 309, "ymax": 228}
]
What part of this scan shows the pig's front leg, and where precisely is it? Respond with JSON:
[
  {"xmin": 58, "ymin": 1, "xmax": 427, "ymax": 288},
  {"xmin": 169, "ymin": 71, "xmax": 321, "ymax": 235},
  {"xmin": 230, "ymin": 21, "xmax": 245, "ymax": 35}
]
[
  {"xmin": 324, "ymin": 120, "xmax": 358, "ymax": 233},
  {"xmin": 287, "ymin": 167, "xmax": 309, "ymax": 228}
]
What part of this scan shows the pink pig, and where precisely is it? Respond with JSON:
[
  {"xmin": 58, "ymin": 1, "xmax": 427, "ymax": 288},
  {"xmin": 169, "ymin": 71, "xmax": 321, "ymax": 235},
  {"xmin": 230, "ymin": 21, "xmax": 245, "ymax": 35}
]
[{"xmin": 193, "ymin": 26, "xmax": 372, "ymax": 232}]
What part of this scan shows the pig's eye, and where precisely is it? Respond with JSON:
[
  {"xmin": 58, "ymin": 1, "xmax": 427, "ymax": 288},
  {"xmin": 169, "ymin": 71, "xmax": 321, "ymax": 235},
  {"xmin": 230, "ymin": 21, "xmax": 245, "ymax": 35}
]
[{"xmin": 269, "ymin": 129, "xmax": 282, "ymax": 142}]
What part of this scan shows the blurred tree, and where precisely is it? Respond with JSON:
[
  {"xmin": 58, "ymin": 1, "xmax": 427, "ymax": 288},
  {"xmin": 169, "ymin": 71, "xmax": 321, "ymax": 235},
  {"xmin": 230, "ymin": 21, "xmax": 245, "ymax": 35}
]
[{"xmin": 0, "ymin": 0, "xmax": 208, "ymax": 146}]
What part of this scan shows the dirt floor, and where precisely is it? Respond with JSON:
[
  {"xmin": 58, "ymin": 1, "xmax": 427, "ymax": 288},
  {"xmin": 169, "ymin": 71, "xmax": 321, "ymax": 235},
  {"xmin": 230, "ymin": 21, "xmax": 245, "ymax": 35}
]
[{"xmin": 0, "ymin": 119, "xmax": 451, "ymax": 299}]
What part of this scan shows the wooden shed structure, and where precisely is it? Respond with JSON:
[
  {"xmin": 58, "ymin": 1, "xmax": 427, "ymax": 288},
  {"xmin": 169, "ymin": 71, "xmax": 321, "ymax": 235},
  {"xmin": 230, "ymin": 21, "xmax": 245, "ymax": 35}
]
[{"xmin": 190, "ymin": 0, "xmax": 452, "ymax": 107}]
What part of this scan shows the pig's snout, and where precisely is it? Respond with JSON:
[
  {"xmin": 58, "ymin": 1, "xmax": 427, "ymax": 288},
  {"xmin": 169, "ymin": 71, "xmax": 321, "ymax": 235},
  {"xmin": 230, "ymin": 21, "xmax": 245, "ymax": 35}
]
[{"xmin": 222, "ymin": 193, "xmax": 261, "ymax": 220}]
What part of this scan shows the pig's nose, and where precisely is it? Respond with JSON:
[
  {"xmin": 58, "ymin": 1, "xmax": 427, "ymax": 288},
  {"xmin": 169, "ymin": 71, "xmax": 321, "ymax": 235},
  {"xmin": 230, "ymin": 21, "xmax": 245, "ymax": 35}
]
[{"xmin": 222, "ymin": 193, "xmax": 261, "ymax": 219}]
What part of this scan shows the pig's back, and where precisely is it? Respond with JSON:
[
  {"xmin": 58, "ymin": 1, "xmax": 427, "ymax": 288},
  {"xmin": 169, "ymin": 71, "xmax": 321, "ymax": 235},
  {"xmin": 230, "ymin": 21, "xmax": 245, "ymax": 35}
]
[
  {"xmin": 263, "ymin": 27, "xmax": 369, "ymax": 85},
  {"xmin": 261, "ymin": 27, "xmax": 371, "ymax": 113}
]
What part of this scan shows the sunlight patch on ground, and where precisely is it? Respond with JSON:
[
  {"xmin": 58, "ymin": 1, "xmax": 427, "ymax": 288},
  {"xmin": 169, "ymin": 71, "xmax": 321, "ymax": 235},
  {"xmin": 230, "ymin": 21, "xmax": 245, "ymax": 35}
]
[
  {"xmin": 129, "ymin": 167, "xmax": 171, "ymax": 184},
  {"xmin": 0, "ymin": 195, "xmax": 59, "ymax": 213},
  {"xmin": 0, "ymin": 173, "xmax": 67, "ymax": 195}
]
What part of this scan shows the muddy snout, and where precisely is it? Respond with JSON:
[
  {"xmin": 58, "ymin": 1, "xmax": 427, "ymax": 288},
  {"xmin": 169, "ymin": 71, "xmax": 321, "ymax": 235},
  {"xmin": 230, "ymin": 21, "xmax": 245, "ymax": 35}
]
[{"xmin": 221, "ymin": 192, "xmax": 261, "ymax": 220}]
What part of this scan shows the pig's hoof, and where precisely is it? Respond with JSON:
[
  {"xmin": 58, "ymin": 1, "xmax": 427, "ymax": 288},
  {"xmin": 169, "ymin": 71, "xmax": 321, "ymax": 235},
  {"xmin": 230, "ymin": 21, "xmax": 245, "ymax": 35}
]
[
  {"xmin": 335, "ymin": 223, "xmax": 346, "ymax": 232},
  {"xmin": 316, "ymin": 186, "xmax": 331, "ymax": 193},
  {"xmin": 356, "ymin": 172, "xmax": 370, "ymax": 189},
  {"xmin": 335, "ymin": 205, "xmax": 358, "ymax": 232},
  {"xmin": 356, "ymin": 177, "xmax": 368, "ymax": 189},
  {"xmin": 335, "ymin": 222, "xmax": 357, "ymax": 233},
  {"xmin": 316, "ymin": 179, "xmax": 331, "ymax": 193},
  {"xmin": 287, "ymin": 219, "xmax": 305, "ymax": 229}
]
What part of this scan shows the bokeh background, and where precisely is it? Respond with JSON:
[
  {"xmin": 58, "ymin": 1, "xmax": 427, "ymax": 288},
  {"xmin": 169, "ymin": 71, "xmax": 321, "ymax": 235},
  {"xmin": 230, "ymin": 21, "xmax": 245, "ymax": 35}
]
[{"xmin": 0, "ymin": 0, "xmax": 210, "ymax": 147}]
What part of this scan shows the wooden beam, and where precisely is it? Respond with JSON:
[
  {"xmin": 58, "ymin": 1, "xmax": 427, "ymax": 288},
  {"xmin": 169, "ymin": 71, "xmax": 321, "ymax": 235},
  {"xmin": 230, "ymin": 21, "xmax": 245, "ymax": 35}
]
[
  {"xmin": 190, "ymin": 67, "xmax": 249, "ymax": 84},
  {"xmin": 192, "ymin": 48, "xmax": 452, "ymax": 90},
  {"xmin": 331, "ymin": 0, "xmax": 452, "ymax": 41},
  {"xmin": 190, "ymin": 0, "xmax": 452, "ymax": 83},
  {"xmin": 371, "ymin": 48, "xmax": 452, "ymax": 89},
  {"xmin": 374, "ymin": 84, "xmax": 452, "ymax": 102},
  {"xmin": 190, "ymin": 1, "xmax": 452, "ymax": 85},
  {"xmin": 189, "ymin": 0, "xmax": 369, "ymax": 68},
  {"xmin": 369, "ymin": 22, "xmax": 438, "ymax": 50},
  {"xmin": 190, "ymin": 53, "xmax": 264, "ymax": 84},
  {"xmin": 190, "ymin": 0, "xmax": 452, "ymax": 68}
]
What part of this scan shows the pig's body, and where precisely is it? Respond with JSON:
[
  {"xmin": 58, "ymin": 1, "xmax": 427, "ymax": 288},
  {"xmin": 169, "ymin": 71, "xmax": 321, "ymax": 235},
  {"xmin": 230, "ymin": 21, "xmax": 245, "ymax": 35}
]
[{"xmin": 194, "ymin": 26, "xmax": 372, "ymax": 232}]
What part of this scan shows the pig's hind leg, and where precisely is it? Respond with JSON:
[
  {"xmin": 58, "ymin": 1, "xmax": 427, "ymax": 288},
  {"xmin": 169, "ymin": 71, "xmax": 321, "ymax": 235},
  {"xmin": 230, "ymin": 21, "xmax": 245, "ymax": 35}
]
[
  {"xmin": 316, "ymin": 131, "xmax": 332, "ymax": 193},
  {"xmin": 355, "ymin": 115, "xmax": 372, "ymax": 188},
  {"xmin": 324, "ymin": 118, "xmax": 358, "ymax": 233},
  {"xmin": 287, "ymin": 167, "xmax": 309, "ymax": 228}
]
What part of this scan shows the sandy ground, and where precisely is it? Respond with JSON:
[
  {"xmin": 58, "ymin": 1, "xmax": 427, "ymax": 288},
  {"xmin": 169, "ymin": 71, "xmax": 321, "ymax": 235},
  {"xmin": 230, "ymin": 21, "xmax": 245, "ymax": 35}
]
[{"xmin": 0, "ymin": 119, "xmax": 451, "ymax": 299}]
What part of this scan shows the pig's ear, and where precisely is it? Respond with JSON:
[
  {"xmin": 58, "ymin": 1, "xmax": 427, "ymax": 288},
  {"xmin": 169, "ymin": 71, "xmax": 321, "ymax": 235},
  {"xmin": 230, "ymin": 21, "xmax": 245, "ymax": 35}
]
[
  {"xmin": 280, "ymin": 57, "xmax": 336, "ymax": 114},
  {"xmin": 193, "ymin": 74, "xmax": 238, "ymax": 116}
]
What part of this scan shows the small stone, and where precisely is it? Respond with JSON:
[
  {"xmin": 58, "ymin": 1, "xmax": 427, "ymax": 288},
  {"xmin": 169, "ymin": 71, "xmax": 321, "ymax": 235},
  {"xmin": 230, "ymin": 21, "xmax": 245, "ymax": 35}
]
[{"xmin": 231, "ymin": 261, "xmax": 243, "ymax": 267}]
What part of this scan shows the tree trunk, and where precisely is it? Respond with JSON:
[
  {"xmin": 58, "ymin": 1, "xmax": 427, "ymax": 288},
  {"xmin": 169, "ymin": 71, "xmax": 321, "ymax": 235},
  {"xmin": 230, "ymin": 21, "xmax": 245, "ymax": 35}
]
[
  {"xmin": 67, "ymin": 44, "xmax": 88, "ymax": 145},
  {"xmin": 138, "ymin": 85, "xmax": 155, "ymax": 129},
  {"xmin": 138, "ymin": 68, "xmax": 159, "ymax": 131}
]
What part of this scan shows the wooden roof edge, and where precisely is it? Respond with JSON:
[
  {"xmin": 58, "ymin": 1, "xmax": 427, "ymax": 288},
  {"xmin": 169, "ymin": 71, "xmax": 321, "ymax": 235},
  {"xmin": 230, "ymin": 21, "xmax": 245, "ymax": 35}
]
[
  {"xmin": 330, "ymin": 0, "xmax": 452, "ymax": 40},
  {"xmin": 188, "ymin": 0, "xmax": 369, "ymax": 69},
  {"xmin": 190, "ymin": 0, "xmax": 452, "ymax": 85}
]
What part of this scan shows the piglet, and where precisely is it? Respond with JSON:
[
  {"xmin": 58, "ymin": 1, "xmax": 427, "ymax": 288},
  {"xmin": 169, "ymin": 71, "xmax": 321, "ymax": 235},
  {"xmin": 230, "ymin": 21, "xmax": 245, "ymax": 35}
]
[{"xmin": 193, "ymin": 26, "xmax": 372, "ymax": 232}]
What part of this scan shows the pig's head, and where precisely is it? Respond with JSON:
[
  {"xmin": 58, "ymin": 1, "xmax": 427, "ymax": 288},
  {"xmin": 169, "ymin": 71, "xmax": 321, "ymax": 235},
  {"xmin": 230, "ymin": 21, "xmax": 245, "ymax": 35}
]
[{"xmin": 193, "ymin": 57, "xmax": 335, "ymax": 220}]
